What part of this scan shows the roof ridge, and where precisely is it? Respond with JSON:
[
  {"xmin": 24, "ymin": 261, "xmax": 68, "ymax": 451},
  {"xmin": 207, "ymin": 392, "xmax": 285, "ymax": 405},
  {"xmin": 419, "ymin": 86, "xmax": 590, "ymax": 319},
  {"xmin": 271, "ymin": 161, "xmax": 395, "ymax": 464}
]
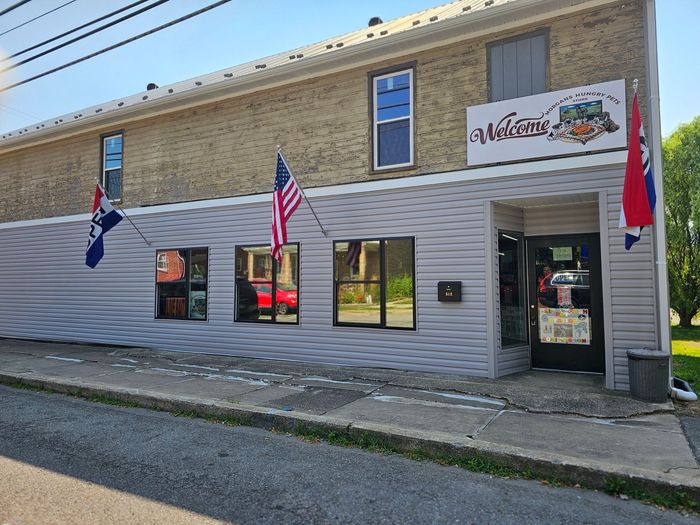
[{"xmin": 0, "ymin": 0, "xmax": 512, "ymax": 144}]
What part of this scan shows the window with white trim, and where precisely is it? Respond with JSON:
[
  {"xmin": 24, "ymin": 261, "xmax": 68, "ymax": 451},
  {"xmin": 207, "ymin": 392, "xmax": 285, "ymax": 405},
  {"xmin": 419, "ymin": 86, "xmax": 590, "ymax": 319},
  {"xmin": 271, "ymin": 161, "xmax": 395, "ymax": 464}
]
[
  {"xmin": 372, "ymin": 69, "xmax": 413, "ymax": 170},
  {"xmin": 102, "ymin": 133, "xmax": 123, "ymax": 201}
]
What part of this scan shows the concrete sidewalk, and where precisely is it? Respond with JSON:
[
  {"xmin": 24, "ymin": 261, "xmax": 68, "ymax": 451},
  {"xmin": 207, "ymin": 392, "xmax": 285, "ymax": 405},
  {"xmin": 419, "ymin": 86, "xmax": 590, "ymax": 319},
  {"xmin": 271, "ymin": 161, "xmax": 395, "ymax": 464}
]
[{"xmin": 1, "ymin": 338, "xmax": 698, "ymax": 500}]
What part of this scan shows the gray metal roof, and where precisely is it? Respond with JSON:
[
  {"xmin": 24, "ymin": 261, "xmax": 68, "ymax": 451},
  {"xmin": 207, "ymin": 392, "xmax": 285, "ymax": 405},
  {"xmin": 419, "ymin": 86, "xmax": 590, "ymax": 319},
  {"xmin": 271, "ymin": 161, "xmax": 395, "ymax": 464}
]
[{"xmin": 1, "ymin": 0, "xmax": 514, "ymax": 144}]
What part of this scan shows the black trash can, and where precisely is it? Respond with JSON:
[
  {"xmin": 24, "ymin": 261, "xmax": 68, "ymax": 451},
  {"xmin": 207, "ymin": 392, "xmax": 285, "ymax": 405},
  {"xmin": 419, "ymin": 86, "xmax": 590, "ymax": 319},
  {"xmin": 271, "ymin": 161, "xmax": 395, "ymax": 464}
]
[{"xmin": 627, "ymin": 348, "xmax": 670, "ymax": 403}]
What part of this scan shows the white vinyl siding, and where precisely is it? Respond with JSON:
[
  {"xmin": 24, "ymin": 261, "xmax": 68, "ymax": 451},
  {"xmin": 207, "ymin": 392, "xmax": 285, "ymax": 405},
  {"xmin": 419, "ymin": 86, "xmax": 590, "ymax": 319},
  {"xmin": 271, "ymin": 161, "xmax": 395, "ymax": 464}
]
[{"xmin": 0, "ymin": 166, "xmax": 656, "ymax": 388}]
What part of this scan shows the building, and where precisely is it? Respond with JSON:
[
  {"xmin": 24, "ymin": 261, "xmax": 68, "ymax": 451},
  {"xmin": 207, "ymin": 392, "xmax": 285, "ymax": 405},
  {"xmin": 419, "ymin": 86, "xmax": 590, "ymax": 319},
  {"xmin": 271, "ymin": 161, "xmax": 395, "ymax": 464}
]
[{"xmin": 0, "ymin": 0, "xmax": 668, "ymax": 390}]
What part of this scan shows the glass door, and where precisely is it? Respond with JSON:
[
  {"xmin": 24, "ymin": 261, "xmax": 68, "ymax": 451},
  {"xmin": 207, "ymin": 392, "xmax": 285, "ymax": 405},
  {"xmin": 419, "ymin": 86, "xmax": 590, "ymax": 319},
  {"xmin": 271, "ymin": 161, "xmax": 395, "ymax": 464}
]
[{"xmin": 526, "ymin": 234, "xmax": 604, "ymax": 373}]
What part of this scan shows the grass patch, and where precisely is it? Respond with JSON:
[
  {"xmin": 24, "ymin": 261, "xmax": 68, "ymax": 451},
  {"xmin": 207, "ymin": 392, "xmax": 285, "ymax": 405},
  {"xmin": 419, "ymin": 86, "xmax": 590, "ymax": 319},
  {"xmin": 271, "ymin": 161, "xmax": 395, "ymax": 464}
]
[
  {"xmin": 672, "ymin": 326, "xmax": 700, "ymax": 388},
  {"xmin": 85, "ymin": 394, "xmax": 141, "ymax": 408},
  {"xmin": 291, "ymin": 424, "xmax": 538, "ymax": 479},
  {"xmin": 172, "ymin": 410, "xmax": 198, "ymax": 418},
  {"xmin": 203, "ymin": 414, "xmax": 248, "ymax": 427},
  {"xmin": 3, "ymin": 381, "xmax": 52, "ymax": 393},
  {"xmin": 604, "ymin": 476, "xmax": 699, "ymax": 512}
]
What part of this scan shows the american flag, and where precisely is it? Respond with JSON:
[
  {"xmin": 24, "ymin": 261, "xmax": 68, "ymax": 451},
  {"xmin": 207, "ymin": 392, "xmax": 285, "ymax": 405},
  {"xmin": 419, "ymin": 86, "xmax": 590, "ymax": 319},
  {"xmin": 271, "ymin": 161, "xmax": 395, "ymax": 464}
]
[
  {"xmin": 345, "ymin": 241, "xmax": 361, "ymax": 267},
  {"xmin": 271, "ymin": 151, "xmax": 302, "ymax": 263}
]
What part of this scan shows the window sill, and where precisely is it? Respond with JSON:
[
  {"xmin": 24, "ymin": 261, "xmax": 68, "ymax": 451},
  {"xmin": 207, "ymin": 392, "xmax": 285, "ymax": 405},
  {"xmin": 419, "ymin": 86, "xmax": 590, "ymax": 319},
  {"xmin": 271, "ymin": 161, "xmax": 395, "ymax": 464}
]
[
  {"xmin": 234, "ymin": 316, "xmax": 299, "ymax": 326},
  {"xmin": 154, "ymin": 317, "xmax": 208, "ymax": 323},
  {"xmin": 369, "ymin": 164, "xmax": 417, "ymax": 176},
  {"xmin": 333, "ymin": 322, "xmax": 416, "ymax": 331}
]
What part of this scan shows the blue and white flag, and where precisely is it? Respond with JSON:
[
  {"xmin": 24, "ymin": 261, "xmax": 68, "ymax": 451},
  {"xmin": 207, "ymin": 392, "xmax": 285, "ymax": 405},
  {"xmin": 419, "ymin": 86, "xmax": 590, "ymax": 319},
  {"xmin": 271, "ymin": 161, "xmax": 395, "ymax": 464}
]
[{"xmin": 86, "ymin": 184, "xmax": 123, "ymax": 268}]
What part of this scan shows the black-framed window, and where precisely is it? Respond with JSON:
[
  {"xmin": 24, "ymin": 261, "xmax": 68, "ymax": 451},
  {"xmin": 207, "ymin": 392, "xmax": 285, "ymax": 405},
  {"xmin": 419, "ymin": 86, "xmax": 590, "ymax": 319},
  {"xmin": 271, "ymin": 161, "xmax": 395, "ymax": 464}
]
[
  {"xmin": 235, "ymin": 244, "xmax": 299, "ymax": 324},
  {"xmin": 102, "ymin": 132, "xmax": 123, "ymax": 201},
  {"xmin": 488, "ymin": 30, "xmax": 548, "ymax": 102},
  {"xmin": 155, "ymin": 248, "xmax": 208, "ymax": 320},
  {"xmin": 334, "ymin": 238, "xmax": 415, "ymax": 329},
  {"xmin": 498, "ymin": 231, "xmax": 528, "ymax": 347},
  {"xmin": 371, "ymin": 68, "xmax": 414, "ymax": 170}
]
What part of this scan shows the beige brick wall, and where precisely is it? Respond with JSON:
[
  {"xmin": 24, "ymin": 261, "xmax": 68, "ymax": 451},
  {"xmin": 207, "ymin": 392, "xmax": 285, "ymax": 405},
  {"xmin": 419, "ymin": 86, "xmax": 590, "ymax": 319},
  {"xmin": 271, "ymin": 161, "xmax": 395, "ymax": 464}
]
[{"xmin": 0, "ymin": 0, "xmax": 646, "ymax": 222}]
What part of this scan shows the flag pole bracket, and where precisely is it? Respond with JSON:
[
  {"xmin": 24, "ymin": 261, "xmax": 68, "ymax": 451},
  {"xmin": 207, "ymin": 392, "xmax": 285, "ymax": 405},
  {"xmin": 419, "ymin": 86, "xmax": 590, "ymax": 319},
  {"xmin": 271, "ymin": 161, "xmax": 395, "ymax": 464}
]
[
  {"xmin": 276, "ymin": 146, "xmax": 328, "ymax": 238},
  {"xmin": 93, "ymin": 177, "xmax": 151, "ymax": 246}
]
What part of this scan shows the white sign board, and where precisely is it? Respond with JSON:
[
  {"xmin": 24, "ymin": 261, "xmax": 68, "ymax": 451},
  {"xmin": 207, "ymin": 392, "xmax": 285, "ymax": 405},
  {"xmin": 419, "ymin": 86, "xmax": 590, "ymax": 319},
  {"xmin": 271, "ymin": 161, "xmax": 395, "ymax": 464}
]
[{"xmin": 467, "ymin": 79, "xmax": 627, "ymax": 166}]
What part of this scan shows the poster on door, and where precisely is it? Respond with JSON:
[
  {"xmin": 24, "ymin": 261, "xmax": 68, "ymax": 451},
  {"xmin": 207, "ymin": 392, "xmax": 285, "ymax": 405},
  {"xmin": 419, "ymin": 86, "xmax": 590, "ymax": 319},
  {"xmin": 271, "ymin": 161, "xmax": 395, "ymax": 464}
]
[{"xmin": 538, "ymin": 307, "xmax": 590, "ymax": 345}]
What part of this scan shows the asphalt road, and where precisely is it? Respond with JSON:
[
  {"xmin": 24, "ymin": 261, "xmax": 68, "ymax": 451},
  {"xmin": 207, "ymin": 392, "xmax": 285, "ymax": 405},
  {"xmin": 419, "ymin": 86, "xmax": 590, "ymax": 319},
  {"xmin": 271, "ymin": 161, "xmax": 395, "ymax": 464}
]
[{"xmin": 0, "ymin": 385, "xmax": 696, "ymax": 525}]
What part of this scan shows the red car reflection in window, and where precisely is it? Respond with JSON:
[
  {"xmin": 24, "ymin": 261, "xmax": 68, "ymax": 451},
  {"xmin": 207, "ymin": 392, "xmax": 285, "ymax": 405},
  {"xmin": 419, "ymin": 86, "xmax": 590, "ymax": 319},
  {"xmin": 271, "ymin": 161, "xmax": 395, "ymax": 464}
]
[{"xmin": 250, "ymin": 280, "xmax": 298, "ymax": 315}]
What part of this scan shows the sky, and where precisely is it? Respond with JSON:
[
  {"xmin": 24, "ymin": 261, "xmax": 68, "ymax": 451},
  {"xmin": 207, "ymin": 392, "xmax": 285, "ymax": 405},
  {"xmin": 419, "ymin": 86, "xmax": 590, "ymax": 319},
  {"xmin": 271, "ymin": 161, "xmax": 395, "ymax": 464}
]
[{"xmin": 0, "ymin": 0, "xmax": 696, "ymax": 137}]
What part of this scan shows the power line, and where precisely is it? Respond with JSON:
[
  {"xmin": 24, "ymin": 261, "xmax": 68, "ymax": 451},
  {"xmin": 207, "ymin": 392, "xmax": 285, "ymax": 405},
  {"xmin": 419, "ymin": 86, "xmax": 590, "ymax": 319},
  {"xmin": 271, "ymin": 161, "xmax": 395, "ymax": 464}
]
[
  {"xmin": 0, "ymin": 0, "xmax": 78, "ymax": 38},
  {"xmin": 0, "ymin": 0, "xmax": 171, "ymax": 74},
  {"xmin": 0, "ymin": 101, "xmax": 40, "ymax": 120},
  {"xmin": 0, "ymin": 0, "xmax": 232, "ymax": 93},
  {"xmin": 1, "ymin": 0, "xmax": 151, "ymax": 62},
  {"xmin": 0, "ymin": 0, "xmax": 32, "ymax": 18}
]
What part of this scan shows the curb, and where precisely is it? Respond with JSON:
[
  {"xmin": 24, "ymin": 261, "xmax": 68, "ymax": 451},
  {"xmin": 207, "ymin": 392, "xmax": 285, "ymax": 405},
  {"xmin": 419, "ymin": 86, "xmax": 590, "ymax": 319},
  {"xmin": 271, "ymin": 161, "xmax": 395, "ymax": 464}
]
[{"xmin": 2, "ymin": 371, "xmax": 699, "ymax": 503}]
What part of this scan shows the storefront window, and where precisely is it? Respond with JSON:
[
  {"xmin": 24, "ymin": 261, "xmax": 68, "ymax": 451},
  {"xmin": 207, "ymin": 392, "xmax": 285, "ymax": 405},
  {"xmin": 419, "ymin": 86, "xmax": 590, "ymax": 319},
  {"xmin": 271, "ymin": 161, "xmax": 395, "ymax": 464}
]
[
  {"xmin": 155, "ymin": 248, "xmax": 208, "ymax": 320},
  {"xmin": 498, "ymin": 232, "xmax": 527, "ymax": 347},
  {"xmin": 334, "ymin": 238, "xmax": 415, "ymax": 329},
  {"xmin": 235, "ymin": 244, "xmax": 299, "ymax": 323}
]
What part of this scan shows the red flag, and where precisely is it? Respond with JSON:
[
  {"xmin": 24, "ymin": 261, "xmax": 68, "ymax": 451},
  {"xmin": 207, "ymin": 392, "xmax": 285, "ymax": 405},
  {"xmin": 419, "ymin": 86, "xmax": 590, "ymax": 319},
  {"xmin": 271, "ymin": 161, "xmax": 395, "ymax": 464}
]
[
  {"xmin": 620, "ymin": 94, "xmax": 654, "ymax": 226},
  {"xmin": 619, "ymin": 92, "xmax": 656, "ymax": 250}
]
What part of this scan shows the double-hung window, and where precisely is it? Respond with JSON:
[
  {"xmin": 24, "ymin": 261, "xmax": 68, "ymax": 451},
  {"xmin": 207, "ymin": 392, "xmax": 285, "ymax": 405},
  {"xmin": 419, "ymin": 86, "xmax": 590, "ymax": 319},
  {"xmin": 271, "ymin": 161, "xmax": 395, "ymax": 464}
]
[
  {"xmin": 235, "ymin": 244, "xmax": 299, "ymax": 324},
  {"xmin": 372, "ymin": 68, "xmax": 414, "ymax": 170},
  {"xmin": 334, "ymin": 238, "xmax": 415, "ymax": 329},
  {"xmin": 155, "ymin": 248, "xmax": 208, "ymax": 320},
  {"xmin": 102, "ymin": 132, "xmax": 123, "ymax": 201}
]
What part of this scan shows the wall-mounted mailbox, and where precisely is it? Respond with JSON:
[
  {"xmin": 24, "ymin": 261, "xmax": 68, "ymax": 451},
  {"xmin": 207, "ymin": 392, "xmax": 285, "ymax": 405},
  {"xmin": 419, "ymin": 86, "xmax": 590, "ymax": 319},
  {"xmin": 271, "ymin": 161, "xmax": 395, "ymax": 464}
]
[{"xmin": 438, "ymin": 281, "xmax": 462, "ymax": 302}]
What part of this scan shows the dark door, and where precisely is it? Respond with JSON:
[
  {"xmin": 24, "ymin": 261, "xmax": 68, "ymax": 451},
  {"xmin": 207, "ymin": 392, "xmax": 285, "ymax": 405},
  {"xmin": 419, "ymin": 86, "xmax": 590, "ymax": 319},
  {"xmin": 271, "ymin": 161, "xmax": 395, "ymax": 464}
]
[{"xmin": 526, "ymin": 234, "xmax": 604, "ymax": 373}]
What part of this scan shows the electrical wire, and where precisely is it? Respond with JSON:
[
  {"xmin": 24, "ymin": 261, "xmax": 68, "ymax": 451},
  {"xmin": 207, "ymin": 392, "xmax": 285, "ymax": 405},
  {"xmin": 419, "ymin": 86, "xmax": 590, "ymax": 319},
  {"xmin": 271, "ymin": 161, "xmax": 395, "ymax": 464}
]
[
  {"xmin": 0, "ymin": 0, "xmax": 32, "ymax": 18},
  {"xmin": 1, "ymin": 0, "xmax": 151, "ymax": 62},
  {"xmin": 0, "ymin": 0, "xmax": 232, "ymax": 93},
  {"xmin": 0, "ymin": 0, "xmax": 78, "ymax": 38},
  {"xmin": 0, "ymin": 0, "xmax": 171, "ymax": 73},
  {"xmin": 0, "ymin": 101, "xmax": 40, "ymax": 120}
]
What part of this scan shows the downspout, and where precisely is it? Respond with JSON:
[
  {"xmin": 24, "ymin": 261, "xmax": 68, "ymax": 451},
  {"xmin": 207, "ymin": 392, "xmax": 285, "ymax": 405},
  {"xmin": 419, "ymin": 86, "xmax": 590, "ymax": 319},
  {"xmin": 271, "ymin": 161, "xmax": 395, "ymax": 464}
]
[{"xmin": 644, "ymin": 0, "xmax": 671, "ymax": 359}]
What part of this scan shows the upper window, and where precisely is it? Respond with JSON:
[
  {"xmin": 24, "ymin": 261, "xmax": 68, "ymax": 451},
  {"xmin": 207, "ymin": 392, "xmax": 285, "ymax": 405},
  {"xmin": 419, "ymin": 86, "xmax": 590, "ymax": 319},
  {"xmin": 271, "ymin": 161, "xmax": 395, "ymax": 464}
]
[
  {"xmin": 102, "ymin": 133, "xmax": 123, "ymax": 201},
  {"xmin": 372, "ymin": 69, "xmax": 414, "ymax": 170},
  {"xmin": 235, "ymin": 244, "xmax": 299, "ymax": 324},
  {"xmin": 334, "ymin": 238, "xmax": 415, "ymax": 329},
  {"xmin": 488, "ymin": 31, "xmax": 547, "ymax": 102},
  {"xmin": 155, "ymin": 248, "xmax": 208, "ymax": 321}
]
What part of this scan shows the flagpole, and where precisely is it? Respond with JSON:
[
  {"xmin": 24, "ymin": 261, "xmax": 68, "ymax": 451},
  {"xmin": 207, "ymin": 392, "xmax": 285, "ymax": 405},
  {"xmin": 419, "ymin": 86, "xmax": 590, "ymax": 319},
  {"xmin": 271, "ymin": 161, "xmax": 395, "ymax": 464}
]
[
  {"xmin": 277, "ymin": 145, "xmax": 328, "ymax": 237},
  {"xmin": 94, "ymin": 178, "xmax": 151, "ymax": 246}
]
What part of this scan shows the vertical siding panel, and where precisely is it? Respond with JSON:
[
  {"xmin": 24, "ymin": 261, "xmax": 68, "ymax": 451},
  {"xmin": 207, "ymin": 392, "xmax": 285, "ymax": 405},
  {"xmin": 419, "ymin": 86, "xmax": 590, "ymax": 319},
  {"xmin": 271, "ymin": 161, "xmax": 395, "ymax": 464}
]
[
  {"xmin": 489, "ymin": 44, "xmax": 504, "ymax": 102},
  {"xmin": 502, "ymin": 41, "xmax": 518, "ymax": 101},
  {"xmin": 516, "ymin": 37, "xmax": 532, "ymax": 96}
]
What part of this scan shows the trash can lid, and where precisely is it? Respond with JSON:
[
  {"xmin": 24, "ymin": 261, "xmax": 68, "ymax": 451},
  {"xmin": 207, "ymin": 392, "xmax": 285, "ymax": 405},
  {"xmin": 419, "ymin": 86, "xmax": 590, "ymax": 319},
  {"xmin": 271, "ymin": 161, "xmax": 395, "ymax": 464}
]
[{"xmin": 627, "ymin": 348, "xmax": 670, "ymax": 360}]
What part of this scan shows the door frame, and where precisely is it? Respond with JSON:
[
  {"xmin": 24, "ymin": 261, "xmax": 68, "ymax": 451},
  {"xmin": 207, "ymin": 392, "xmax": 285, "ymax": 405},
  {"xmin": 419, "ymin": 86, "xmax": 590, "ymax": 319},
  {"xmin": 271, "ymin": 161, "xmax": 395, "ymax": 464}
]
[{"xmin": 525, "ymin": 233, "xmax": 605, "ymax": 374}]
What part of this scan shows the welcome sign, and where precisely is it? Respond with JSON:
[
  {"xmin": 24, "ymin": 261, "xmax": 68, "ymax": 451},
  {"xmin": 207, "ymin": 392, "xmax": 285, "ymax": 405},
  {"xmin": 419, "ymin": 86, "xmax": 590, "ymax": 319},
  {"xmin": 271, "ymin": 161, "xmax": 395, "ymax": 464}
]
[{"xmin": 466, "ymin": 79, "xmax": 627, "ymax": 166}]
